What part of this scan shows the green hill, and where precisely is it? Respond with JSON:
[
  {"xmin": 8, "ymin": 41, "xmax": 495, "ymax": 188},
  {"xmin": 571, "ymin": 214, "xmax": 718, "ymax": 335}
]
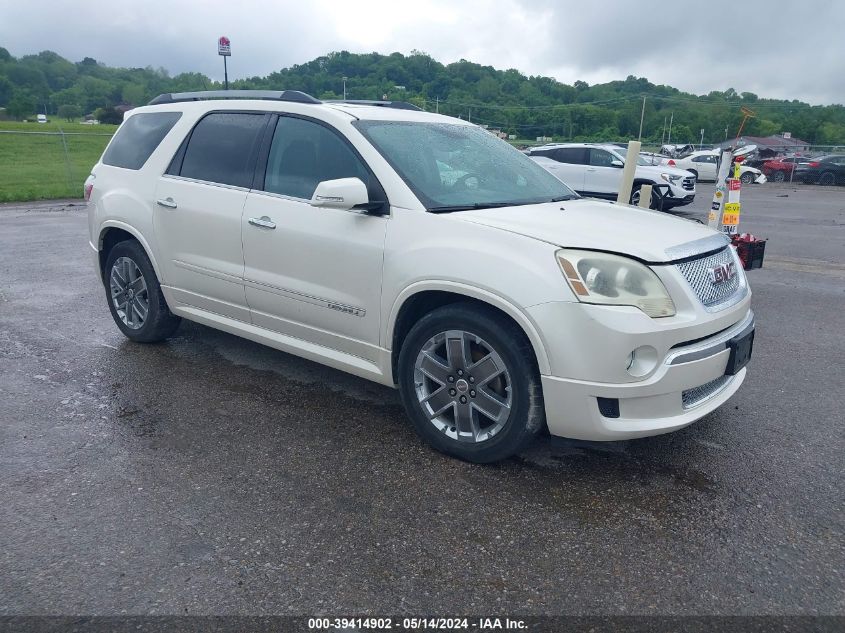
[{"xmin": 1, "ymin": 47, "xmax": 844, "ymax": 144}]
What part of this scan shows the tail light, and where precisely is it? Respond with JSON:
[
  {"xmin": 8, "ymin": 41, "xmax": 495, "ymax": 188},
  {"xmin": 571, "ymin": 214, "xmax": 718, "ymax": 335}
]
[
  {"xmin": 667, "ymin": 159, "xmax": 676, "ymax": 166},
  {"xmin": 808, "ymin": 161, "xmax": 820, "ymax": 168},
  {"xmin": 84, "ymin": 182, "xmax": 94, "ymax": 202}
]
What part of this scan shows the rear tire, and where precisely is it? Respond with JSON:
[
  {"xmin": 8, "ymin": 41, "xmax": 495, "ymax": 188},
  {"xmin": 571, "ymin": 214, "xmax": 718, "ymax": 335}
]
[
  {"xmin": 397, "ymin": 303, "xmax": 544, "ymax": 463},
  {"xmin": 104, "ymin": 240, "xmax": 181, "ymax": 343}
]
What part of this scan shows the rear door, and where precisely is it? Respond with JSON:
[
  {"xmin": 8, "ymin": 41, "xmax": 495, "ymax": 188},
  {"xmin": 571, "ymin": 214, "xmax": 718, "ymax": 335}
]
[
  {"xmin": 699, "ymin": 154, "xmax": 719, "ymax": 180},
  {"xmin": 154, "ymin": 111, "xmax": 269, "ymax": 321},
  {"xmin": 549, "ymin": 147, "xmax": 587, "ymax": 192}
]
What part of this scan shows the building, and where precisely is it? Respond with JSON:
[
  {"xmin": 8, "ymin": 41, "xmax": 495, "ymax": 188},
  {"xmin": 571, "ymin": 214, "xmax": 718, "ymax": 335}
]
[{"xmin": 717, "ymin": 133, "xmax": 810, "ymax": 154}]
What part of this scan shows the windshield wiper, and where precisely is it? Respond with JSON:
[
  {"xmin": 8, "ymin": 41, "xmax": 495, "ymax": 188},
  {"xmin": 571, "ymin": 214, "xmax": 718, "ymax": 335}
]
[
  {"xmin": 428, "ymin": 201, "xmax": 533, "ymax": 213},
  {"xmin": 549, "ymin": 195, "xmax": 579, "ymax": 202}
]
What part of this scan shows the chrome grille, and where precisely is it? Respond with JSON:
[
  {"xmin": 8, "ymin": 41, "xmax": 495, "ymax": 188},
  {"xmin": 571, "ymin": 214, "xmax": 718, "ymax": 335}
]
[
  {"xmin": 682, "ymin": 176, "xmax": 695, "ymax": 191},
  {"xmin": 676, "ymin": 247, "xmax": 744, "ymax": 310},
  {"xmin": 682, "ymin": 375, "xmax": 733, "ymax": 409}
]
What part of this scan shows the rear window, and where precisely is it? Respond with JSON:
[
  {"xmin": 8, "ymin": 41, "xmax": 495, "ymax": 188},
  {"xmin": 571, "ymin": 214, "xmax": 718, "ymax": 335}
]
[
  {"xmin": 179, "ymin": 112, "xmax": 266, "ymax": 188},
  {"xmin": 102, "ymin": 112, "xmax": 182, "ymax": 170}
]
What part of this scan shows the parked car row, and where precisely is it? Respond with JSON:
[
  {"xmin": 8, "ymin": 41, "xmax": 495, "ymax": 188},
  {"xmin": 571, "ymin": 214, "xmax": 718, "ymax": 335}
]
[
  {"xmin": 525, "ymin": 143, "xmax": 695, "ymax": 209},
  {"xmin": 661, "ymin": 150, "xmax": 766, "ymax": 185}
]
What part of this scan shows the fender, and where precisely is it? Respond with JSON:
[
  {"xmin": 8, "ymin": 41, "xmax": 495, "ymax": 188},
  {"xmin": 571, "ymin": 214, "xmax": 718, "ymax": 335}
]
[
  {"xmin": 385, "ymin": 280, "xmax": 552, "ymax": 376},
  {"xmin": 97, "ymin": 220, "xmax": 164, "ymax": 283}
]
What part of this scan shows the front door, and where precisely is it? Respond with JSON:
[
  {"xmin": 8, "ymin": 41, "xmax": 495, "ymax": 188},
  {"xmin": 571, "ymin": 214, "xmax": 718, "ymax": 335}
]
[
  {"xmin": 241, "ymin": 115, "xmax": 388, "ymax": 361},
  {"xmin": 584, "ymin": 148, "xmax": 623, "ymax": 195}
]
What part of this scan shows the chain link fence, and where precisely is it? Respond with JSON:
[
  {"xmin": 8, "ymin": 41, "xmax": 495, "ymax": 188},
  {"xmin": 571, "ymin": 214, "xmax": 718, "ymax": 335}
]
[{"xmin": 0, "ymin": 128, "xmax": 115, "ymax": 202}]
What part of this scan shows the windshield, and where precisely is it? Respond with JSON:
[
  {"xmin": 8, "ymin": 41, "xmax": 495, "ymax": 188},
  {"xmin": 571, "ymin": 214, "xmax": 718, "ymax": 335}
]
[
  {"xmin": 353, "ymin": 121, "xmax": 577, "ymax": 211},
  {"xmin": 611, "ymin": 147, "xmax": 651, "ymax": 166}
]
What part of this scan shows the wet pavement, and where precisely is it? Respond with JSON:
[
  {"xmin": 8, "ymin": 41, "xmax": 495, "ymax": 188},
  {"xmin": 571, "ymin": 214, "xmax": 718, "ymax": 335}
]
[{"xmin": 1, "ymin": 184, "xmax": 843, "ymax": 616}]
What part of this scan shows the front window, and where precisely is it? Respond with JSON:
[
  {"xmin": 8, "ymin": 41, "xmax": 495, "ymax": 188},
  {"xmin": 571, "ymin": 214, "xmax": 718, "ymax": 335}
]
[
  {"xmin": 354, "ymin": 121, "xmax": 577, "ymax": 211},
  {"xmin": 611, "ymin": 147, "xmax": 651, "ymax": 166}
]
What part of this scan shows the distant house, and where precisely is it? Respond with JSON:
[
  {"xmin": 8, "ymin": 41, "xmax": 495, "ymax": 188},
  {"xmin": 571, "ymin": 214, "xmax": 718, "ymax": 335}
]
[{"xmin": 717, "ymin": 134, "xmax": 810, "ymax": 154}]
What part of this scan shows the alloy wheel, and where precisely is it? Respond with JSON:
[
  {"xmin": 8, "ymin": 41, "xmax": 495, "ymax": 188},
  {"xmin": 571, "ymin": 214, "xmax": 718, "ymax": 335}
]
[
  {"xmin": 413, "ymin": 329, "xmax": 512, "ymax": 443},
  {"xmin": 110, "ymin": 256, "xmax": 149, "ymax": 330}
]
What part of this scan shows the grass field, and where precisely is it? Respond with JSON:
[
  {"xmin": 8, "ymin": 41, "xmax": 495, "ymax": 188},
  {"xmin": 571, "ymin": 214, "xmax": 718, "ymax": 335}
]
[{"xmin": 0, "ymin": 121, "xmax": 118, "ymax": 202}]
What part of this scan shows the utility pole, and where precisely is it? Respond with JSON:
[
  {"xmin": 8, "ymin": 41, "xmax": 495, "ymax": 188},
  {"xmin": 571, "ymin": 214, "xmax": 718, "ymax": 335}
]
[
  {"xmin": 667, "ymin": 112, "xmax": 674, "ymax": 145},
  {"xmin": 468, "ymin": 107, "xmax": 471, "ymax": 123},
  {"xmin": 700, "ymin": 128, "xmax": 705, "ymax": 150},
  {"xmin": 436, "ymin": 96, "xmax": 439, "ymax": 113},
  {"xmin": 661, "ymin": 116, "xmax": 666, "ymax": 146},
  {"xmin": 342, "ymin": 77, "xmax": 347, "ymax": 101},
  {"xmin": 638, "ymin": 96, "xmax": 646, "ymax": 141}
]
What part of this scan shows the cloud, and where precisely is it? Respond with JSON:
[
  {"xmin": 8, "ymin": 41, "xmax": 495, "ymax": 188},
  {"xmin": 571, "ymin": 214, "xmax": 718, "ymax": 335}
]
[{"xmin": 1, "ymin": 0, "xmax": 842, "ymax": 104}]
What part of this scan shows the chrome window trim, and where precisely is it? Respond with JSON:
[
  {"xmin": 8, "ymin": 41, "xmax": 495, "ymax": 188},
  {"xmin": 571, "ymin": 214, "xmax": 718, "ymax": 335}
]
[{"xmin": 161, "ymin": 174, "xmax": 250, "ymax": 192}]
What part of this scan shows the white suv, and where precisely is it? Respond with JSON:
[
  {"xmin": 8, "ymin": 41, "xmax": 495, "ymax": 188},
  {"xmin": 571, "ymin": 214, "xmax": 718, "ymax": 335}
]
[
  {"xmin": 526, "ymin": 143, "xmax": 697, "ymax": 209},
  {"xmin": 86, "ymin": 90, "xmax": 754, "ymax": 463}
]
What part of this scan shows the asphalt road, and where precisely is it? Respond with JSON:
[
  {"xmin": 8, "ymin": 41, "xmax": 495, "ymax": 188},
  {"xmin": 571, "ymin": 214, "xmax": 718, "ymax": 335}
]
[{"xmin": 1, "ymin": 183, "xmax": 843, "ymax": 617}]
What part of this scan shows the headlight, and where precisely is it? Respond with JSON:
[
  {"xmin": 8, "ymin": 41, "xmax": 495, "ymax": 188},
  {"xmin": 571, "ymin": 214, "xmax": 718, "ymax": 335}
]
[
  {"xmin": 660, "ymin": 173, "xmax": 681, "ymax": 184},
  {"xmin": 556, "ymin": 249, "xmax": 676, "ymax": 317}
]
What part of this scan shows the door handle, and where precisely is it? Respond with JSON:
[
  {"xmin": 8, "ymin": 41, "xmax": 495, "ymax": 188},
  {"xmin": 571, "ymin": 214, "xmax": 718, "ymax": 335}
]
[
  {"xmin": 248, "ymin": 216, "xmax": 277, "ymax": 229},
  {"xmin": 156, "ymin": 197, "xmax": 177, "ymax": 208},
  {"xmin": 586, "ymin": 168, "xmax": 597, "ymax": 172}
]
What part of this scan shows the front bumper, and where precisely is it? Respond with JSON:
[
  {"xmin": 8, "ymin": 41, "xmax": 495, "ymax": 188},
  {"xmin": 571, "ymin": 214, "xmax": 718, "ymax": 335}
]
[
  {"xmin": 664, "ymin": 193, "xmax": 695, "ymax": 207},
  {"xmin": 528, "ymin": 298, "xmax": 753, "ymax": 441}
]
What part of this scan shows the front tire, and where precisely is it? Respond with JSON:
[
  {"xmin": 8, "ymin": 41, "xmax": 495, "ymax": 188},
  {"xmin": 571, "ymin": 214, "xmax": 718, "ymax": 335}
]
[
  {"xmin": 104, "ymin": 240, "xmax": 181, "ymax": 343},
  {"xmin": 630, "ymin": 184, "xmax": 659, "ymax": 210},
  {"xmin": 771, "ymin": 170, "xmax": 786, "ymax": 182},
  {"xmin": 740, "ymin": 171, "xmax": 755, "ymax": 185},
  {"xmin": 397, "ymin": 303, "xmax": 544, "ymax": 463},
  {"xmin": 818, "ymin": 171, "xmax": 835, "ymax": 186}
]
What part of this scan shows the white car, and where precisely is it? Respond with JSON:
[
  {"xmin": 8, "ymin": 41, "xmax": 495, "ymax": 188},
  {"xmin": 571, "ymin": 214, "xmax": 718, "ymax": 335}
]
[
  {"xmin": 665, "ymin": 150, "xmax": 767, "ymax": 184},
  {"xmin": 85, "ymin": 90, "xmax": 754, "ymax": 463},
  {"xmin": 526, "ymin": 143, "xmax": 696, "ymax": 209}
]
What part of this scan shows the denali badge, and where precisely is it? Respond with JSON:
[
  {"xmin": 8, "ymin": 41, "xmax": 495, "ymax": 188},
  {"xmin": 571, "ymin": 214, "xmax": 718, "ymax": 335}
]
[{"xmin": 708, "ymin": 261, "xmax": 737, "ymax": 284}]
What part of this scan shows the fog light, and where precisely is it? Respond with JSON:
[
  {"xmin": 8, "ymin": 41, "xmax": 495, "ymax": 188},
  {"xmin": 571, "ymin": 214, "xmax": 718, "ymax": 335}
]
[{"xmin": 627, "ymin": 345, "xmax": 658, "ymax": 377}]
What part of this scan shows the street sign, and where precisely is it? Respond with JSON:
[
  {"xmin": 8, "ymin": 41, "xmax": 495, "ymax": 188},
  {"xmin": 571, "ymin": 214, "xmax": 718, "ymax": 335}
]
[{"xmin": 218, "ymin": 36, "xmax": 231, "ymax": 57}]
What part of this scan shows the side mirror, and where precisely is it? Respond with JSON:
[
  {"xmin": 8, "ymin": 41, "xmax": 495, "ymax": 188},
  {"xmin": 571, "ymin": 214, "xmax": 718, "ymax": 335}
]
[
  {"xmin": 310, "ymin": 178, "xmax": 370, "ymax": 211},
  {"xmin": 610, "ymin": 159, "xmax": 624, "ymax": 168}
]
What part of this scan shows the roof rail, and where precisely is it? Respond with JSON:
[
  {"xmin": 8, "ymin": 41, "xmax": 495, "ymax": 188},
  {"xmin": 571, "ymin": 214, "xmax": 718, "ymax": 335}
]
[
  {"xmin": 147, "ymin": 90, "xmax": 321, "ymax": 106},
  {"xmin": 327, "ymin": 100, "xmax": 422, "ymax": 112}
]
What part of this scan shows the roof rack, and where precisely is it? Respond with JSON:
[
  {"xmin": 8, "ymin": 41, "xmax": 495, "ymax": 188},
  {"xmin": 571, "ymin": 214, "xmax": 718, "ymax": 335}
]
[
  {"xmin": 327, "ymin": 100, "xmax": 422, "ymax": 112},
  {"xmin": 147, "ymin": 90, "xmax": 321, "ymax": 105}
]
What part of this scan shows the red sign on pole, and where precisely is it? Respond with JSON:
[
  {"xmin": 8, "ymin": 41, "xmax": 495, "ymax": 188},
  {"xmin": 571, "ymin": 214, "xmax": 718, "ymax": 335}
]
[{"xmin": 218, "ymin": 36, "xmax": 231, "ymax": 56}]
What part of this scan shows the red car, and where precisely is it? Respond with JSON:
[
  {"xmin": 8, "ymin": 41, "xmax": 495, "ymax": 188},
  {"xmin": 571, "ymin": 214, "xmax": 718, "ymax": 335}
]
[{"xmin": 762, "ymin": 156, "xmax": 806, "ymax": 182}]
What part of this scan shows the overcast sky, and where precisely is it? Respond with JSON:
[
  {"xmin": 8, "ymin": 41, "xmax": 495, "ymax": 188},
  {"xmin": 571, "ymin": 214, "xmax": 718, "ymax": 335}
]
[{"xmin": 2, "ymin": 0, "xmax": 843, "ymax": 105}]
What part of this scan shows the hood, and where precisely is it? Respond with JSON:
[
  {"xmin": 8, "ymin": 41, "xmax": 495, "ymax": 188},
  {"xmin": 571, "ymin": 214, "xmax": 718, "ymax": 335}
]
[{"xmin": 454, "ymin": 198, "xmax": 726, "ymax": 263}]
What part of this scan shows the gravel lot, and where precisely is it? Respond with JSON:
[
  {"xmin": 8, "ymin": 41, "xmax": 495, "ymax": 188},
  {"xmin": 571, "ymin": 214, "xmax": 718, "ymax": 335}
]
[{"xmin": 1, "ymin": 183, "xmax": 843, "ymax": 618}]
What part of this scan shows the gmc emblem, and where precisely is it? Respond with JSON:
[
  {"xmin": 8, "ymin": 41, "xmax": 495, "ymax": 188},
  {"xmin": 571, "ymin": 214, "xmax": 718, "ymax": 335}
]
[{"xmin": 708, "ymin": 262, "xmax": 737, "ymax": 284}]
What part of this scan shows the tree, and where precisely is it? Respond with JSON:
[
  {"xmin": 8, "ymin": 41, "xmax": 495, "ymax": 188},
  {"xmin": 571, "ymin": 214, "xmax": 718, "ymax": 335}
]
[
  {"xmin": 7, "ymin": 92, "xmax": 37, "ymax": 120},
  {"xmin": 57, "ymin": 104, "xmax": 82, "ymax": 121},
  {"xmin": 93, "ymin": 106, "xmax": 123, "ymax": 125}
]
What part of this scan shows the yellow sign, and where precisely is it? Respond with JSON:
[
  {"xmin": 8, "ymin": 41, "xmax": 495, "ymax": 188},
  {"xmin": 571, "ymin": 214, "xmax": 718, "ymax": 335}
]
[{"xmin": 722, "ymin": 203, "xmax": 741, "ymax": 226}]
